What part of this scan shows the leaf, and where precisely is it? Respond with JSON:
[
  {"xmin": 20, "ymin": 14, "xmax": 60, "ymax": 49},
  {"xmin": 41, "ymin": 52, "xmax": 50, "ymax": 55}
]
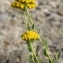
[
  {"xmin": 49, "ymin": 58, "xmax": 55, "ymax": 63},
  {"xmin": 38, "ymin": 29, "xmax": 40, "ymax": 34},
  {"xmin": 43, "ymin": 39, "xmax": 48, "ymax": 49},
  {"xmin": 27, "ymin": 23, "xmax": 30, "ymax": 30},
  {"xmin": 37, "ymin": 57, "xmax": 43, "ymax": 63},
  {"xmin": 55, "ymin": 52, "xmax": 59, "ymax": 61},
  {"xmin": 44, "ymin": 49, "xmax": 48, "ymax": 57},
  {"xmin": 32, "ymin": 24, "xmax": 35, "ymax": 30},
  {"xmin": 49, "ymin": 59, "xmax": 52, "ymax": 63}
]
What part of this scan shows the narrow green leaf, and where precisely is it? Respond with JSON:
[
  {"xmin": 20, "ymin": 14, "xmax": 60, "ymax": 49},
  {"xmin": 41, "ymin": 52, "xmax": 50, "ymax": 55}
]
[
  {"xmin": 32, "ymin": 24, "xmax": 35, "ymax": 30},
  {"xmin": 44, "ymin": 49, "xmax": 48, "ymax": 57},
  {"xmin": 37, "ymin": 57, "xmax": 43, "ymax": 63},
  {"xmin": 49, "ymin": 59, "xmax": 52, "ymax": 63},
  {"xmin": 27, "ymin": 23, "xmax": 30, "ymax": 30},
  {"xmin": 43, "ymin": 39, "xmax": 48, "ymax": 49},
  {"xmin": 55, "ymin": 53, "xmax": 59, "ymax": 61},
  {"xmin": 49, "ymin": 58, "xmax": 55, "ymax": 63},
  {"xmin": 38, "ymin": 29, "xmax": 40, "ymax": 34}
]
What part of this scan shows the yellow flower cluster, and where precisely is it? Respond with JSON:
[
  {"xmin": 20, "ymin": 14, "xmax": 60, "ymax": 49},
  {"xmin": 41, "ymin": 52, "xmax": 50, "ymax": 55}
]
[
  {"xmin": 21, "ymin": 31, "xmax": 39, "ymax": 41},
  {"xmin": 11, "ymin": 0, "xmax": 37, "ymax": 10}
]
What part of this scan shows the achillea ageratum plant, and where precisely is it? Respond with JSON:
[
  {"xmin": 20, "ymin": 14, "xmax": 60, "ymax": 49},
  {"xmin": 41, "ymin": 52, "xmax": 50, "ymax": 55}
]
[{"xmin": 11, "ymin": 0, "xmax": 58, "ymax": 63}]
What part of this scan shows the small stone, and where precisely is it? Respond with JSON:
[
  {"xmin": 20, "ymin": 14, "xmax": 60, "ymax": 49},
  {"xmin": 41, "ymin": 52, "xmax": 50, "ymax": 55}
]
[
  {"xmin": 16, "ymin": 58, "xmax": 20, "ymax": 63},
  {"xmin": 49, "ymin": 1, "xmax": 59, "ymax": 8},
  {"xmin": 0, "ymin": 13, "xmax": 8, "ymax": 21},
  {"xmin": 4, "ymin": 40, "xmax": 10, "ymax": 45},
  {"xmin": 57, "ymin": 5, "xmax": 63, "ymax": 16}
]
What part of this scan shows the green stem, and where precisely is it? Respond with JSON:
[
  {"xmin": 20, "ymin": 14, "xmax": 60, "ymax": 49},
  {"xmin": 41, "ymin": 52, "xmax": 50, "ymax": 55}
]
[
  {"xmin": 26, "ymin": 8, "xmax": 54, "ymax": 63},
  {"xmin": 26, "ymin": 7, "xmax": 33, "ymax": 25},
  {"xmin": 24, "ymin": 9, "xmax": 40, "ymax": 63},
  {"xmin": 23, "ymin": 11, "xmax": 28, "ymax": 28},
  {"xmin": 39, "ymin": 39, "xmax": 53, "ymax": 63},
  {"xmin": 27, "ymin": 41, "xmax": 40, "ymax": 63},
  {"xmin": 27, "ymin": 41, "xmax": 34, "ymax": 63}
]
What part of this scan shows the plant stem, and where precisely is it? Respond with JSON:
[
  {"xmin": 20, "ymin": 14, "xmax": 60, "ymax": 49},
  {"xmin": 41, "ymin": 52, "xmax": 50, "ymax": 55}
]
[
  {"xmin": 23, "ymin": 11, "xmax": 28, "ymax": 28},
  {"xmin": 26, "ymin": 8, "xmax": 54, "ymax": 63},
  {"xmin": 26, "ymin": 8, "xmax": 33, "ymax": 25},
  {"xmin": 27, "ymin": 41, "xmax": 40, "ymax": 63}
]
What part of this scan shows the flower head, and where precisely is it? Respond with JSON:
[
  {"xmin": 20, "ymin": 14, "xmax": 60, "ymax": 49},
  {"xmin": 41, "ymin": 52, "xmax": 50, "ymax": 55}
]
[
  {"xmin": 11, "ymin": 0, "xmax": 37, "ymax": 10},
  {"xmin": 21, "ymin": 30, "xmax": 39, "ymax": 41}
]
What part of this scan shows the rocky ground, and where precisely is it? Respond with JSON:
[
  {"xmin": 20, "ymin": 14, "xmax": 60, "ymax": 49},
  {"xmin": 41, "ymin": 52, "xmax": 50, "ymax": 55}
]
[{"xmin": 0, "ymin": 0, "xmax": 63, "ymax": 63}]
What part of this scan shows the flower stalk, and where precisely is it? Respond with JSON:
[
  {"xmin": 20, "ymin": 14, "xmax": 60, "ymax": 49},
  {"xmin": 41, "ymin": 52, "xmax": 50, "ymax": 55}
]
[
  {"xmin": 25, "ymin": 8, "xmax": 58, "ymax": 63},
  {"xmin": 27, "ymin": 41, "xmax": 40, "ymax": 63}
]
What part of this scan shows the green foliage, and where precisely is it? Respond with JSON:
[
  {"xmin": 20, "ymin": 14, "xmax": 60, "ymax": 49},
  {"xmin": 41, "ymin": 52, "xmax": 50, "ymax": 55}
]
[
  {"xmin": 55, "ymin": 53, "xmax": 59, "ymax": 61},
  {"xmin": 32, "ymin": 24, "xmax": 35, "ymax": 30},
  {"xmin": 27, "ymin": 23, "xmax": 30, "ymax": 30},
  {"xmin": 23, "ymin": 8, "xmax": 58, "ymax": 63}
]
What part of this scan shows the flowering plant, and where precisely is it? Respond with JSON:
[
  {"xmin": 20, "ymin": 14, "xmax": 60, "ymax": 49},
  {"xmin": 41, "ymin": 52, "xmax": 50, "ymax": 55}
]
[{"xmin": 11, "ymin": 0, "xmax": 58, "ymax": 63}]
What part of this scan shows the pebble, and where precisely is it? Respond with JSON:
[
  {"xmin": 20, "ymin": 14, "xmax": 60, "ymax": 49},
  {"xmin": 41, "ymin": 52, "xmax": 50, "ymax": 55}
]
[{"xmin": 0, "ymin": 13, "xmax": 8, "ymax": 21}]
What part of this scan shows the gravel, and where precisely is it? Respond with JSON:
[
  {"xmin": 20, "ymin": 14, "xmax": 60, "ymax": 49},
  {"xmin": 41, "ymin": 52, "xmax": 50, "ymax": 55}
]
[{"xmin": 0, "ymin": 0, "xmax": 63, "ymax": 63}]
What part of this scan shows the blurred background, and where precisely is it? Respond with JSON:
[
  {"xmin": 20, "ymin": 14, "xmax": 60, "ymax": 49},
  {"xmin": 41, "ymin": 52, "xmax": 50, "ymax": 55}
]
[{"xmin": 0, "ymin": 0, "xmax": 63, "ymax": 63}]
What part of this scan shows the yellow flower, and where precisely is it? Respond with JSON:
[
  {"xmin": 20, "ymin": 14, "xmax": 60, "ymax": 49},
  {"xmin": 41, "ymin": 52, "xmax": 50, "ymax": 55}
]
[
  {"xmin": 11, "ymin": 0, "xmax": 37, "ymax": 10},
  {"xmin": 27, "ymin": 3, "xmax": 36, "ymax": 9},
  {"xmin": 20, "ymin": 0, "xmax": 34, "ymax": 3},
  {"xmin": 11, "ymin": 2, "xmax": 20, "ymax": 8},
  {"xmin": 15, "ymin": 0, "xmax": 20, "ymax": 2},
  {"xmin": 20, "ymin": 3, "xmax": 25, "ymax": 9},
  {"xmin": 21, "ymin": 30, "xmax": 39, "ymax": 41}
]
